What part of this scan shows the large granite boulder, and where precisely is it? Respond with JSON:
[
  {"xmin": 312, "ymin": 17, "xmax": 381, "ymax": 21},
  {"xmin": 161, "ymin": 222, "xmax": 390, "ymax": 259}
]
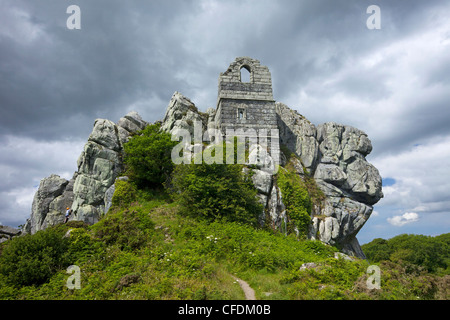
[
  {"xmin": 71, "ymin": 112, "xmax": 147, "ymax": 225},
  {"xmin": 0, "ymin": 225, "xmax": 21, "ymax": 243},
  {"xmin": 308, "ymin": 122, "xmax": 382, "ymax": 258},
  {"xmin": 276, "ymin": 102, "xmax": 319, "ymax": 173},
  {"xmin": 274, "ymin": 102, "xmax": 383, "ymax": 258},
  {"xmin": 22, "ymin": 111, "xmax": 147, "ymax": 234},
  {"xmin": 24, "ymin": 174, "xmax": 69, "ymax": 234},
  {"xmin": 161, "ymin": 91, "xmax": 207, "ymax": 136}
]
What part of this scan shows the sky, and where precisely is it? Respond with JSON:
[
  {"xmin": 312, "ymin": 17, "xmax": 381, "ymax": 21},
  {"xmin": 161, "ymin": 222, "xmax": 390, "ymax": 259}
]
[{"xmin": 1, "ymin": 0, "xmax": 449, "ymax": 244}]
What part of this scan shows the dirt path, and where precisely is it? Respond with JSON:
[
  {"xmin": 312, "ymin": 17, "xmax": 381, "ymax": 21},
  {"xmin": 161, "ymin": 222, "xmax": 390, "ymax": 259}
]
[{"xmin": 234, "ymin": 277, "xmax": 256, "ymax": 300}]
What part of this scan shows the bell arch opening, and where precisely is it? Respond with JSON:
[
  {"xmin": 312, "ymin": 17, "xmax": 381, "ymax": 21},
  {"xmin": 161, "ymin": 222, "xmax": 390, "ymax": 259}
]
[{"xmin": 240, "ymin": 65, "xmax": 251, "ymax": 83}]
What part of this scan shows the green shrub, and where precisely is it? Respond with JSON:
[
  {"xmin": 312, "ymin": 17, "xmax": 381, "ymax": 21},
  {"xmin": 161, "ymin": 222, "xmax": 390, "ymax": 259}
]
[
  {"xmin": 362, "ymin": 233, "xmax": 449, "ymax": 274},
  {"xmin": 0, "ymin": 226, "xmax": 72, "ymax": 287},
  {"xmin": 66, "ymin": 228, "xmax": 104, "ymax": 263},
  {"xmin": 277, "ymin": 167, "xmax": 312, "ymax": 237},
  {"xmin": 123, "ymin": 123, "xmax": 178, "ymax": 188},
  {"xmin": 91, "ymin": 206, "xmax": 155, "ymax": 250},
  {"xmin": 111, "ymin": 179, "xmax": 138, "ymax": 208},
  {"xmin": 168, "ymin": 162, "xmax": 263, "ymax": 226}
]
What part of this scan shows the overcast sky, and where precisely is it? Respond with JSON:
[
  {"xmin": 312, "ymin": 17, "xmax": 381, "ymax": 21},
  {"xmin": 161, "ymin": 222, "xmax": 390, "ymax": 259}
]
[{"xmin": 1, "ymin": 0, "xmax": 449, "ymax": 243}]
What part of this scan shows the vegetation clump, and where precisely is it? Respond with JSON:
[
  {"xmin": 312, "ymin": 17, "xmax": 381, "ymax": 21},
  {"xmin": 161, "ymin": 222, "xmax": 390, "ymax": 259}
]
[
  {"xmin": 168, "ymin": 161, "xmax": 262, "ymax": 226},
  {"xmin": 123, "ymin": 123, "xmax": 178, "ymax": 188},
  {"xmin": 362, "ymin": 233, "xmax": 450, "ymax": 275}
]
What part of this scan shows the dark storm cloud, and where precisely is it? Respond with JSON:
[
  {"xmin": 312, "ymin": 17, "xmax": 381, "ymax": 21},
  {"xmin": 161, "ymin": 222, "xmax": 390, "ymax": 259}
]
[
  {"xmin": 0, "ymin": 0, "xmax": 199, "ymax": 140},
  {"xmin": 0, "ymin": 0, "xmax": 449, "ymax": 237},
  {"xmin": 2, "ymin": 0, "xmax": 446, "ymax": 143}
]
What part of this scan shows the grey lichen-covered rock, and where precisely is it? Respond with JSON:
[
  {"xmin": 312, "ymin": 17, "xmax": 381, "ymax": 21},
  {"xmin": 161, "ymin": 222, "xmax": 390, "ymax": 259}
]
[
  {"xmin": 161, "ymin": 91, "xmax": 207, "ymax": 135},
  {"xmin": 71, "ymin": 113, "xmax": 146, "ymax": 224},
  {"xmin": 26, "ymin": 174, "xmax": 69, "ymax": 234},
  {"xmin": 117, "ymin": 111, "xmax": 147, "ymax": 135},
  {"xmin": 87, "ymin": 119, "xmax": 122, "ymax": 152},
  {"xmin": 41, "ymin": 174, "xmax": 76, "ymax": 230},
  {"xmin": 251, "ymin": 169, "xmax": 273, "ymax": 195},
  {"xmin": 316, "ymin": 122, "xmax": 382, "ymax": 205},
  {"xmin": 23, "ymin": 111, "xmax": 147, "ymax": 233},
  {"xmin": 103, "ymin": 183, "xmax": 116, "ymax": 214},
  {"xmin": 117, "ymin": 111, "xmax": 148, "ymax": 144},
  {"xmin": 0, "ymin": 225, "xmax": 21, "ymax": 243},
  {"xmin": 275, "ymin": 106, "xmax": 383, "ymax": 258},
  {"xmin": 71, "ymin": 138, "xmax": 122, "ymax": 223},
  {"xmin": 266, "ymin": 184, "xmax": 287, "ymax": 232},
  {"xmin": 276, "ymin": 102, "xmax": 319, "ymax": 173},
  {"xmin": 308, "ymin": 122, "xmax": 383, "ymax": 258},
  {"xmin": 314, "ymin": 163, "xmax": 347, "ymax": 186}
]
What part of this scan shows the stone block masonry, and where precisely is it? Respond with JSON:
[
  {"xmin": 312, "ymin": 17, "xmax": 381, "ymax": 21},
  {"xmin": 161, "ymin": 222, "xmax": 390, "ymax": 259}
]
[
  {"xmin": 214, "ymin": 57, "xmax": 280, "ymax": 170},
  {"xmin": 215, "ymin": 57, "xmax": 278, "ymax": 136}
]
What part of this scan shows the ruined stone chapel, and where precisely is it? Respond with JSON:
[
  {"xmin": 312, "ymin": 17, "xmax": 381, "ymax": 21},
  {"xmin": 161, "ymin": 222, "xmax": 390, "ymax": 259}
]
[{"xmin": 213, "ymin": 57, "xmax": 280, "ymax": 165}]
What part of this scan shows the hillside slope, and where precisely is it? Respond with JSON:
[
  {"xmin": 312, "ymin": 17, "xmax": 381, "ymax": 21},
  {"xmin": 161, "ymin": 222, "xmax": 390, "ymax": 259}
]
[{"xmin": 0, "ymin": 188, "xmax": 448, "ymax": 300}]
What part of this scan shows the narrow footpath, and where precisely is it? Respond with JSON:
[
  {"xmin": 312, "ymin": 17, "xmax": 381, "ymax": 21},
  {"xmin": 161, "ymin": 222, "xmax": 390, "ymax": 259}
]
[{"xmin": 234, "ymin": 277, "xmax": 256, "ymax": 300}]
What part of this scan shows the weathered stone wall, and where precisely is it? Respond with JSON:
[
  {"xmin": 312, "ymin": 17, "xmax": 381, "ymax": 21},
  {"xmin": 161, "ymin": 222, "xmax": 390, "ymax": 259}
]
[
  {"xmin": 217, "ymin": 99, "xmax": 277, "ymax": 130},
  {"xmin": 217, "ymin": 57, "xmax": 274, "ymax": 101},
  {"xmin": 215, "ymin": 57, "xmax": 278, "ymax": 135}
]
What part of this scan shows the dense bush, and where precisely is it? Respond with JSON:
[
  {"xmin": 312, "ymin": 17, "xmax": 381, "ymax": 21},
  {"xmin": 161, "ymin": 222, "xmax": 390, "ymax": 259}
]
[
  {"xmin": 0, "ymin": 227, "xmax": 71, "ymax": 286},
  {"xmin": 90, "ymin": 206, "xmax": 155, "ymax": 251},
  {"xmin": 123, "ymin": 123, "xmax": 178, "ymax": 188},
  {"xmin": 362, "ymin": 233, "xmax": 449, "ymax": 274},
  {"xmin": 111, "ymin": 179, "xmax": 138, "ymax": 208},
  {"xmin": 168, "ymin": 161, "xmax": 263, "ymax": 226}
]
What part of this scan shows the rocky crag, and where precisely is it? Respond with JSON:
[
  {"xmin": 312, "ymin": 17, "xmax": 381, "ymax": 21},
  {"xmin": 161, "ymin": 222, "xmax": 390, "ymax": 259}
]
[
  {"xmin": 0, "ymin": 225, "xmax": 20, "ymax": 244},
  {"xmin": 19, "ymin": 58, "xmax": 382, "ymax": 258},
  {"xmin": 276, "ymin": 103, "xmax": 382, "ymax": 257},
  {"xmin": 158, "ymin": 92, "xmax": 383, "ymax": 258},
  {"xmin": 21, "ymin": 111, "xmax": 148, "ymax": 234}
]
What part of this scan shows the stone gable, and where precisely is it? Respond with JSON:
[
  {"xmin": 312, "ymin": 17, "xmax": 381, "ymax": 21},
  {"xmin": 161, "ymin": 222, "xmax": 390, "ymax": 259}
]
[{"xmin": 214, "ymin": 57, "xmax": 278, "ymax": 134}]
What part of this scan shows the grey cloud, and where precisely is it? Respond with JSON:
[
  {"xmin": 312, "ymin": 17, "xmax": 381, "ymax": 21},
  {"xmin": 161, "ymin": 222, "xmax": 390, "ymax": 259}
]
[
  {"xmin": 1, "ymin": 0, "xmax": 449, "ymax": 240},
  {"xmin": 1, "ymin": 0, "xmax": 198, "ymax": 141}
]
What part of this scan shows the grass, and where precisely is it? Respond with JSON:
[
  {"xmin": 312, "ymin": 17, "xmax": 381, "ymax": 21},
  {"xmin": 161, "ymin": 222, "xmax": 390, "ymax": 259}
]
[{"xmin": 1, "ymin": 187, "xmax": 448, "ymax": 300}]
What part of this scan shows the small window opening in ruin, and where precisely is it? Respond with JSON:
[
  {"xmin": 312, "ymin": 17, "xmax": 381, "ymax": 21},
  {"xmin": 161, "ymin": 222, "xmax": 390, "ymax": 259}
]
[
  {"xmin": 238, "ymin": 108, "xmax": 245, "ymax": 120},
  {"xmin": 240, "ymin": 66, "xmax": 251, "ymax": 83}
]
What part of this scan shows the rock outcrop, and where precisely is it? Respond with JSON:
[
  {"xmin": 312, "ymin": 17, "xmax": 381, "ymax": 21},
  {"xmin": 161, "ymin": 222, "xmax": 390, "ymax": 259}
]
[
  {"xmin": 276, "ymin": 102, "xmax": 319, "ymax": 173},
  {"xmin": 22, "ymin": 111, "xmax": 147, "ymax": 234},
  {"xmin": 276, "ymin": 104, "xmax": 383, "ymax": 258},
  {"xmin": 0, "ymin": 225, "xmax": 20, "ymax": 243},
  {"xmin": 161, "ymin": 93, "xmax": 383, "ymax": 258},
  {"xmin": 22, "ymin": 174, "xmax": 73, "ymax": 234},
  {"xmin": 161, "ymin": 92, "xmax": 207, "ymax": 136},
  {"xmin": 20, "ymin": 88, "xmax": 382, "ymax": 259}
]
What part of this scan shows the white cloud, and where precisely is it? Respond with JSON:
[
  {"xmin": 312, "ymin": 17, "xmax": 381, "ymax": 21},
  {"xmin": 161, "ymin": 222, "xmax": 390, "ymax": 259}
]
[
  {"xmin": 372, "ymin": 135, "xmax": 450, "ymax": 214},
  {"xmin": 387, "ymin": 212, "xmax": 419, "ymax": 227},
  {"xmin": 286, "ymin": 12, "xmax": 450, "ymax": 150}
]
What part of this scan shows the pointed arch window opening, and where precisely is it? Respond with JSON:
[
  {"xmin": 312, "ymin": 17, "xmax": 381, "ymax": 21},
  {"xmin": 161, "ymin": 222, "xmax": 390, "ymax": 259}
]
[{"xmin": 240, "ymin": 65, "xmax": 251, "ymax": 83}]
